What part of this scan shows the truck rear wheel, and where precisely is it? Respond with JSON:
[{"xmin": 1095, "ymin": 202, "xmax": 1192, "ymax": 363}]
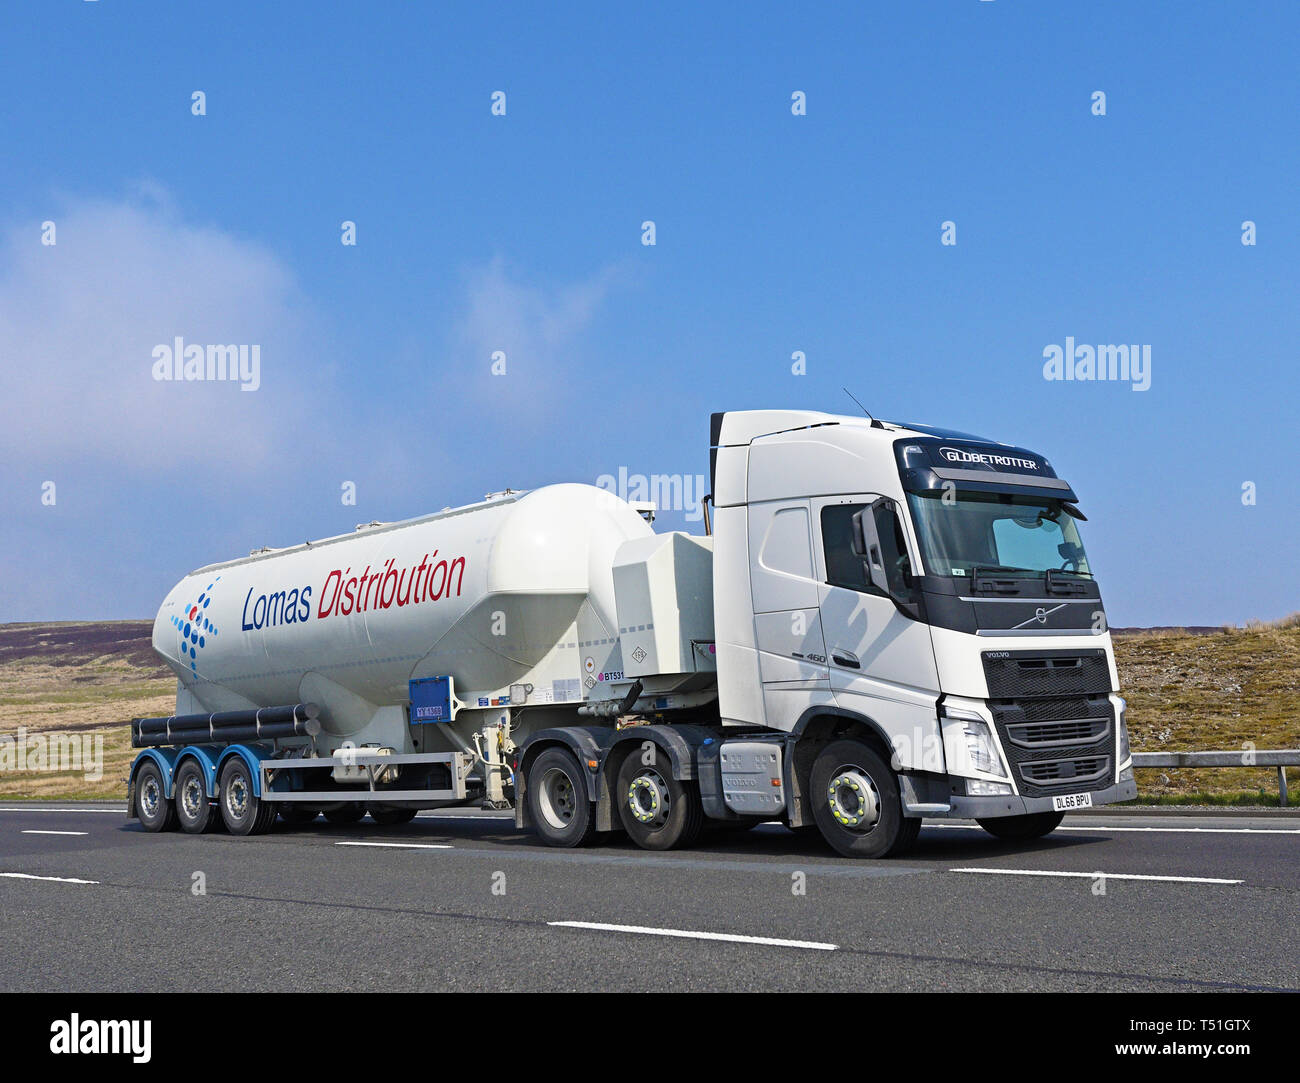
[
  {"xmin": 616, "ymin": 753, "xmax": 704, "ymax": 851},
  {"xmin": 323, "ymin": 805, "xmax": 366, "ymax": 825},
  {"xmin": 174, "ymin": 760, "xmax": 217, "ymax": 834},
  {"xmin": 526, "ymin": 747, "xmax": 597, "ymax": 848},
  {"xmin": 368, "ymin": 805, "xmax": 418, "ymax": 825},
  {"xmin": 977, "ymin": 811, "xmax": 1065, "ymax": 840},
  {"xmin": 218, "ymin": 758, "xmax": 274, "ymax": 836},
  {"xmin": 134, "ymin": 761, "xmax": 176, "ymax": 833},
  {"xmin": 810, "ymin": 740, "xmax": 919, "ymax": 858}
]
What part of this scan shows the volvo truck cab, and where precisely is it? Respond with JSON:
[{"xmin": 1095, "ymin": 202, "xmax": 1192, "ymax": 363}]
[{"xmin": 708, "ymin": 410, "xmax": 1136, "ymax": 856}]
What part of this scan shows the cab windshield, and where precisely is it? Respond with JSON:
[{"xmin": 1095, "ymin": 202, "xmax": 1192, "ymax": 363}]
[{"xmin": 905, "ymin": 491, "xmax": 1091, "ymax": 580}]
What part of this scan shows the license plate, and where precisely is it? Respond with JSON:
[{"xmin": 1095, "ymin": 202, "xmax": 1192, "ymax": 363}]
[{"xmin": 1052, "ymin": 792, "xmax": 1092, "ymax": 811}]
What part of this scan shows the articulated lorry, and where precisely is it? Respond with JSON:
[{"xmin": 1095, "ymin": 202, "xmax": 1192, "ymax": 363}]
[{"xmin": 128, "ymin": 409, "xmax": 1136, "ymax": 858}]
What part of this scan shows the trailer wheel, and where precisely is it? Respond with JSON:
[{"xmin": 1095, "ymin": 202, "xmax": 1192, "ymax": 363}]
[
  {"xmin": 809, "ymin": 740, "xmax": 918, "ymax": 858},
  {"xmin": 277, "ymin": 806, "xmax": 319, "ymax": 826},
  {"xmin": 976, "ymin": 811, "xmax": 1064, "ymax": 840},
  {"xmin": 526, "ymin": 747, "xmax": 597, "ymax": 848},
  {"xmin": 174, "ymin": 760, "xmax": 216, "ymax": 834},
  {"xmin": 323, "ymin": 804, "xmax": 366, "ymax": 824},
  {"xmin": 218, "ymin": 758, "xmax": 272, "ymax": 836},
  {"xmin": 616, "ymin": 753, "xmax": 704, "ymax": 851},
  {"xmin": 368, "ymin": 805, "xmax": 418, "ymax": 825},
  {"xmin": 134, "ymin": 761, "xmax": 176, "ymax": 833}
]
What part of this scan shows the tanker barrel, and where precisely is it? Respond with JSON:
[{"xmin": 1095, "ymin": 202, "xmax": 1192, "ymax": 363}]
[{"xmin": 131, "ymin": 703, "xmax": 321, "ymax": 748}]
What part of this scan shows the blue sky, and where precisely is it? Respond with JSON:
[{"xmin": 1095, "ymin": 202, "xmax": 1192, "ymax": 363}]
[{"xmin": 1, "ymin": 1, "xmax": 1296, "ymax": 626}]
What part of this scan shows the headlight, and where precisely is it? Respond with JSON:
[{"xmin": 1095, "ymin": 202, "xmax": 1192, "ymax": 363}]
[
  {"xmin": 963, "ymin": 720, "xmax": 1007, "ymax": 777},
  {"xmin": 1115, "ymin": 696, "xmax": 1131, "ymax": 765},
  {"xmin": 943, "ymin": 709, "xmax": 1007, "ymax": 778}
]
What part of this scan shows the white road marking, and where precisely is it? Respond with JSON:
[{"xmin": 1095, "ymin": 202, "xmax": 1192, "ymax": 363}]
[
  {"xmin": 549, "ymin": 920, "xmax": 838, "ymax": 951},
  {"xmin": 335, "ymin": 841, "xmax": 453, "ymax": 850},
  {"xmin": 21, "ymin": 830, "xmax": 88, "ymax": 836},
  {"xmin": 930, "ymin": 823, "xmax": 1300, "ymax": 835},
  {"xmin": 0, "ymin": 808, "xmax": 121, "ymax": 814},
  {"xmin": 0, "ymin": 872, "xmax": 99, "ymax": 885},
  {"xmin": 950, "ymin": 867, "xmax": 1241, "ymax": 885}
]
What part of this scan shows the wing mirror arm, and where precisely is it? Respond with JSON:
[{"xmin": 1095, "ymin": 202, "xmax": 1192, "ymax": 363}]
[
  {"xmin": 852, "ymin": 499, "xmax": 924, "ymax": 622},
  {"xmin": 850, "ymin": 502, "xmax": 890, "ymax": 594}
]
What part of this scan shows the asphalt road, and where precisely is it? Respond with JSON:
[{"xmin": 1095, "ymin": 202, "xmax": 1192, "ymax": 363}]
[{"xmin": 2, "ymin": 802, "xmax": 1298, "ymax": 992}]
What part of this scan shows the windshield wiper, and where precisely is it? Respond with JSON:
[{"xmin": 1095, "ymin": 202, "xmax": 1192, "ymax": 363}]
[
  {"xmin": 1046, "ymin": 567, "xmax": 1092, "ymax": 595},
  {"xmin": 972, "ymin": 565, "xmax": 1037, "ymax": 594}
]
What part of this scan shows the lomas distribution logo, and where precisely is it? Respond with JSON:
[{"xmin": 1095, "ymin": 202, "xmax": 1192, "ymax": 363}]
[{"xmin": 167, "ymin": 576, "xmax": 221, "ymax": 676}]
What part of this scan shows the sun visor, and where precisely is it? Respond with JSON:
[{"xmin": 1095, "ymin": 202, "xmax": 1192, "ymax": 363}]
[{"xmin": 894, "ymin": 437, "xmax": 1079, "ymax": 503}]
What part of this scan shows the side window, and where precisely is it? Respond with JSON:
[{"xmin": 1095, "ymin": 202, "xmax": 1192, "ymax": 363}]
[
  {"xmin": 820, "ymin": 504, "xmax": 869, "ymax": 591},
  {"xmin": 758, "ymin": 506, "xmax": 814, "ymax": 580}
]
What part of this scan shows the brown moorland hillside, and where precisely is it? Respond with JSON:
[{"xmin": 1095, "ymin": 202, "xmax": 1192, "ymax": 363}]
[{"xmin": 0, "ymin": 618, "xmax": 1296, "ymax": 802}]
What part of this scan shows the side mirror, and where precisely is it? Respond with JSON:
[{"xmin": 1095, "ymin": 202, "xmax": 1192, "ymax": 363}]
[{"xmin": 851, "ymin": 505, "xmax": 889, "ymax": 591}]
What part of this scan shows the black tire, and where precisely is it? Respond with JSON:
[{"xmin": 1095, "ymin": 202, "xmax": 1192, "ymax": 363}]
[
  {"xmin": 134, "ymin": 761, "xmax": 176, "ymax": 833},
  {"xmin": 526, "ymin": 747, "xmax": 597, "ymax": 848},
  {"xmin": 615, "ymin": 750, "xmax": 704, "ymax": 851},
  {"xmin": 218, "ymin": 758, "xmax": 273, "ymax": 836},
  {"xmin": 174, "ymin": 760, "xmax": 217, "ymax": 834},
  {"xmin": 368, "ymin": 805, "xmax": 418, "ymax": 826},
  {"xmin": 254, "ymin": 798, "xmax": 279, "ymax": 834},
  {"xmin": 977, "ymin": 811, "xmax": 1065, "ymax": 840},
  {"xmin": 277, "ymin": 806, "xmax": 319, "ymax": 826},
  {"xmin": 323, "ymin": 804, "xmax": 366, "ymax": 824},
  {"xmin": 809, "ymin": 740, "xmax": 917, "ymax": 858}
]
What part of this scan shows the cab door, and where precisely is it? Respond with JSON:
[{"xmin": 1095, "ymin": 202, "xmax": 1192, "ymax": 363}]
[
  {"xmin": 746, "ymin": 500, "xmax": 830, "ymax": 723},
  {"xmin": 811, "ymin": 495, "xmax": 943, "ymax": 772}
]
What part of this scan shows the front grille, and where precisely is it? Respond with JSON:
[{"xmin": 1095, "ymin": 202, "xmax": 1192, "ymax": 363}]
[
  {"xmin": 1004, "ymin": 717, "xmax": 1108, "ymax": 748},
  {"xmin": 983, "ymin": 649, "xmax": 1110, "ymax": 699},
  {"xmin": 1020, "ymin": 756, "xmax": 1110, "ymax": 786},
  {"xmin": 983, "ymin": 650, "xmax": 1115, "ymax": 798}
]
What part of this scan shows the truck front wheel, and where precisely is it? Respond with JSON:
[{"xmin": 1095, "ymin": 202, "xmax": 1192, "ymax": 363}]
[
  {"xmin": 810, "ymin": 740, "xmax": 919, "ymax": 858},
  {"xmin": 134, "ymin": 762, "xmax": 176, "ymax": 833},
  {"xmin": 616, "ymin": 753, "xmax": 704, "ymax": 851},
  {"xmin": 976, "ymin": 811, "xmax": 1064, "ymax": 840},
  {"xmin": 526, "ymin": 747, "xmax": 597, "ymax": 848}
]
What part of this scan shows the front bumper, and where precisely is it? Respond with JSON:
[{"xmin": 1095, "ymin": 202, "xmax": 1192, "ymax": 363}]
[{"xmin": 946, "ymin": 776, "xmax": 1136, "ymax": 819}]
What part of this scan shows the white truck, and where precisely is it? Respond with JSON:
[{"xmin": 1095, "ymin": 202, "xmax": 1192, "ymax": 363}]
[{"xmin": 128, "ymin": 409, "xmax": 1136, "ymax": 857}]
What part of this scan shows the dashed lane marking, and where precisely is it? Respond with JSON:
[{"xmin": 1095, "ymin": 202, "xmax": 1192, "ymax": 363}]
[
  {"xmin": 0, "ymin": 872, "xmax": 99, "ymax": 885},
  {"xmin": 20, "ymin": 830, "xmax": 88, "ymax": 836},
  {"xmin": 548, "ymin": 920, "xmax": 838, "ymax": 950},
  {"xmin": 950, "ymin": 867, "xmax": 1241, "ymax": 885}
]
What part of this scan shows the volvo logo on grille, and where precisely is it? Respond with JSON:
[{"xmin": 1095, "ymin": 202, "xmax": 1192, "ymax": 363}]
[{"xmin": 1012, "ymin": 603, "xmax": 1067, "ymax": 630}]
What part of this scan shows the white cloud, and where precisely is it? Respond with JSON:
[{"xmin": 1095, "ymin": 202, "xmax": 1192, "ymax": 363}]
[
  {"xmin": 456, "ymin": 256, "xmax": 622, "ymax": 363},
  {"xmin": 445, "ymin": 257, "xmax": 628, "ymax": 415},
  {"xmin": 0, "ymin": 191, "xmax": 327, "ymax": 472}
]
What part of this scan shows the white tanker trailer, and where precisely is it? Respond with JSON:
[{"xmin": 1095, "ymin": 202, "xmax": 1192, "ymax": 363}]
[{"xmin": 128, "ymin": 409, "xmax": 1135, "ymax": 857}]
